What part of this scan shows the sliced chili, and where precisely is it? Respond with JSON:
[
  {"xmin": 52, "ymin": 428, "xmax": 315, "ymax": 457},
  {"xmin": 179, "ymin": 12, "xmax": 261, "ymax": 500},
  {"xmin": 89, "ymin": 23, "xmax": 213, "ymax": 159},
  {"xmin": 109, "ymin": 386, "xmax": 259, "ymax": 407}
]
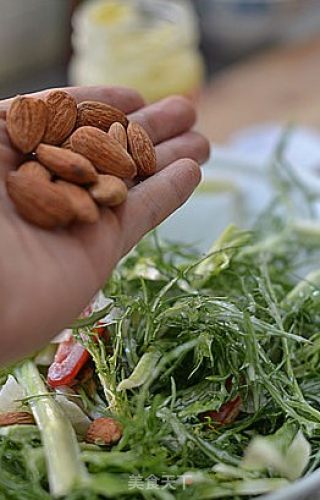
[
  {"xmin": 201, "ymin": 395, "xmax": 242, "ymax": 425},
  {"xmin": 47, "ymin": 324, "xmax": 109, "ymax": 388}
]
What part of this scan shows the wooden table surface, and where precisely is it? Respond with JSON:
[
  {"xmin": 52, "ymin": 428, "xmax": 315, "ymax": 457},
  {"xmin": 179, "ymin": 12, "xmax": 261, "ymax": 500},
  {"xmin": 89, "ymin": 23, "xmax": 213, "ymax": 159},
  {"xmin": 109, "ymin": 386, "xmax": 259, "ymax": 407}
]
[{"xmin": 197, "ymin": 36, "xmax": 320, "ymax": 144}]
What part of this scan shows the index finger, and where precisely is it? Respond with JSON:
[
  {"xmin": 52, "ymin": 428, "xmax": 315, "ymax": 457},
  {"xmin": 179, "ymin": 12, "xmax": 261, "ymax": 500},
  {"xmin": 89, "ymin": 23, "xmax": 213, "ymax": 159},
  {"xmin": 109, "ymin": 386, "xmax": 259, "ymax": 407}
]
[{"xmin": 0, "ymin": 85, "xmax": 145, "ymax": 115}]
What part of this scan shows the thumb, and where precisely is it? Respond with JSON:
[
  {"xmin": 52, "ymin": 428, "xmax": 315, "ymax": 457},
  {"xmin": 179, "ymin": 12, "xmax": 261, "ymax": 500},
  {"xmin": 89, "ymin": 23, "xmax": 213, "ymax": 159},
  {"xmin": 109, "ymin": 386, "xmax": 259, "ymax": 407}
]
[{"xmin": 118, "ymin": 158, "xmax": 201, "ymax": 255}]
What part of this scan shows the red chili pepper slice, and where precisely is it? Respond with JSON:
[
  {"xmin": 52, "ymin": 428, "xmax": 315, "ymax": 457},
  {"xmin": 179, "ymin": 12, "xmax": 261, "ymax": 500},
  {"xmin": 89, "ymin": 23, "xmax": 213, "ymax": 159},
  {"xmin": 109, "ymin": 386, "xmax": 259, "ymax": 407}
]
[
  {"xmin": 201, "ymin": 395, "xmax": 242, "ymax": 425},
  {"xmin": 53, "ymin": 334, "xmax": 75, "ymax": 364},
  {"xmin": 47, "ymin": 324, "xmax": 109, "ymax": 388},
  {"xmin": 47, "ymin": 343, "xmax": 90, "ymax": 387},
  {"xmin": 200, "ymin": 376, "xmax": 242, "ymax": 426}
]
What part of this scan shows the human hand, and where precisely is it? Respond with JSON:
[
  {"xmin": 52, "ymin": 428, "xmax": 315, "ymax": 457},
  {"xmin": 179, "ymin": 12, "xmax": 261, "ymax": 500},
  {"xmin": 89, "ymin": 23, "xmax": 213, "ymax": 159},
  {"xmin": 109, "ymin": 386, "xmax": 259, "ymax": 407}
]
[{"xmin": 0, "ymin": 86, "xmax": 209, "ymax": 364}]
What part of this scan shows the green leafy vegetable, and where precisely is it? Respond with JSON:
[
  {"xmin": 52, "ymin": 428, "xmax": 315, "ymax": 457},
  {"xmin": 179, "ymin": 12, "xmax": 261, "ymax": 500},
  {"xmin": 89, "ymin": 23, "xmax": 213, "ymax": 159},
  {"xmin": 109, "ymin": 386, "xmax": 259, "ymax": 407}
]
[{"xmin": 242, "ymin": 421, "xmax": 310, "ymax": 480}]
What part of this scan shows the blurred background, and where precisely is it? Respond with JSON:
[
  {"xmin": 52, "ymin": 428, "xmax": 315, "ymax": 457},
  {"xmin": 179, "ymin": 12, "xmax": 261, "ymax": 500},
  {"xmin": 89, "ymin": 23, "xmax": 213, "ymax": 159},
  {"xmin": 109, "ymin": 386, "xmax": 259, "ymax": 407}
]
[
  {"xmin": 3, "ymin": 0, "xmax": 320, "ymax": 247},
  {"xmin": 1, "ymin": 0, "xmax": 320, "ymax": 144}
]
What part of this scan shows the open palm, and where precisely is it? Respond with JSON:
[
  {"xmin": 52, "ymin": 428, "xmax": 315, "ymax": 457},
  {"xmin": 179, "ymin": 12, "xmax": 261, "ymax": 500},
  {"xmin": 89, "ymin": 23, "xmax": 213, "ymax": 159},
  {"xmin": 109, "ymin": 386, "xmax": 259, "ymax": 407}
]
[{"xmin": 0, "ymin": 86, "xmax": 209, "ymax": 364}]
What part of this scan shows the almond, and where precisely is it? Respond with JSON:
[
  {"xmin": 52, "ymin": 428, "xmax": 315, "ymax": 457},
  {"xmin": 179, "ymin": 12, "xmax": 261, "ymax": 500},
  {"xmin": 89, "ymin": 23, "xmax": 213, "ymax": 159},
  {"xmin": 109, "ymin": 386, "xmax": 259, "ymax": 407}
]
[
  {"xmin": 76, "ymin": 101, "xmax": 128, "ymax": 132},
  {"xmin": 61, "ymin": 137, "xmax": 72, "ymax": 150},
  {"xmin": 0, "ymin": 412, "xmax": 35, "ymax": 426},
  {"xmin": 85, "ymin": 417, "xmax": 122, "ymax": 446},
  {"xmin": 127, "ymin": 122, "xmax": 156, "ymax": 177},
  {"xmin": 89, "ymin": 175, "xmax": 128, "ymax": 207},
  {"xmin": 36, "ymin": 144, "xmax": 98, "ymax": 185},
  {"xmin": 70, "ymin": 126, "xmax": 137, "ymax": 179},
  {"xmin": 43, "ymin": 90, "xmax": 77, "ymax": 145},
  {"xmin": 18, "ymin": 161, "xmax": 51, "ymax": 181},
  {"xmin": 56, "ymin": 180, "xmax": 99, "ymax": 224},
  {"xmin": 108, "ymin": 122, "xmax": 127, "ymax": 150},
  {"xmin": 6, "ymin": 96, "xmax": 48, "ymax": 153},
  {"xmin": 6, "ymin": 172, "xmax": 75, "ymax": 228}
]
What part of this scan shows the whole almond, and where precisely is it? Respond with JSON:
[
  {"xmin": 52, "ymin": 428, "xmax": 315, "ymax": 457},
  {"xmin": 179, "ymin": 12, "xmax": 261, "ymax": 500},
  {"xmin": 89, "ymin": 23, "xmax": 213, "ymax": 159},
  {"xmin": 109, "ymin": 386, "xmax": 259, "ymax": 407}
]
[
  {"xmin": 43, "ymin": 90, "xmax": 77, "ymax": 145},
  {"xmin": 76, "ymin": 101, "xmax": 128, "ymax": 132},
  {"xmin": 36, "ymin": 144, "xmax": 98, "ymax": 185},
  {"xmin": 85, "ymin": 417, "xmax": 122, "ymax": 446},
  {"xmin": 70, "ymin": 126, "xmax": 137, "ymax": 179},
  {"xmin": 89, "ymin": 175, "xmax": 128, "ymax": 207},
  {"xmin": 108, "ymin": 122, "xmax": 127, "ymax": 150},
  {"xmin": 56, "ymin": 180, "xmax": 99, "ymax": 224},
  {"xmin": 6, "ymin": 173, "xmax": 75, "ymax": 228},
  {"xmin": 127, "ymin": 122, "xmax": 156, "ymax": 177},
  {"xmin": 0, "ymin": 412, "xmax": 35, "ymax": 427},
  {"xmin": 6, "ymin": 96, "xmax": 48, "ymax": 153},
  {"xmin": 18, "ymin": 161, "xmax": 51, "ymax": 181}
]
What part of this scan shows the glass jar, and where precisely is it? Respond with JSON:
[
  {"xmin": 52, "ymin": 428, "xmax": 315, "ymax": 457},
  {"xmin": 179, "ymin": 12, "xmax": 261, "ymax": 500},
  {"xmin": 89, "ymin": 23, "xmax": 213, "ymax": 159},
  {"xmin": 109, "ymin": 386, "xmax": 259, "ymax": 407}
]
[{"xmin": 69, "ymin": 0, "xmax": 204, "ymax": 102}]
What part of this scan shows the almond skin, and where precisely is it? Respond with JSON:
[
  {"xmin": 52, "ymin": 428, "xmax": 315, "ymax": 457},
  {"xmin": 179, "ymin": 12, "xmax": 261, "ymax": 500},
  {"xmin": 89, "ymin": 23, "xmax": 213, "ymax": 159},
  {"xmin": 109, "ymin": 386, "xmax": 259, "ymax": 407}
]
[
  {"xmin": 61, "ymin": 137, "xmax": 72, "ymax": 150},
  {"xmin": 36, "ymin": 144, "xmax": 98, "ymax": 185},
  {"xmin": 43, "ymin": 90, "xmax": 77, "ymax": 145},
  {"xmin": 127, "ymin": 122, "xmax": 156, "ymax": 177},
  {"xmin": 18, "ymin": 161, "xmax": 51, "ymax": 181},
  {"xmin": 76, "ymin": 101, "xmax": 128, "ymax": 132},
  {"xmin": 70, "ymin": 126, "xmax": 137, "ymax": 179},
  {"xmin": 108, "ymin": 122, "xmax": 127, "ymax": 150},
  {"xmin": 89, "ymin": 175, "xmax": 128, "ymax": 207},
  {"xmin": 56, "ymin": 180, "xmax": 99, "ymax": 224},
  {"xmin": 6, "ymin": 96, "xmax": 48, "ymax": 153},
  {"xmin": 85, "ymin": 418, "xmax": 122, "ymax": 446},
  {"xmin": 0, "ymin": 412, "xmax": 35, "ymax": 427},
  {"xmin": 6, "ymin": 172, "xmax": 75, "ymax": 228}
]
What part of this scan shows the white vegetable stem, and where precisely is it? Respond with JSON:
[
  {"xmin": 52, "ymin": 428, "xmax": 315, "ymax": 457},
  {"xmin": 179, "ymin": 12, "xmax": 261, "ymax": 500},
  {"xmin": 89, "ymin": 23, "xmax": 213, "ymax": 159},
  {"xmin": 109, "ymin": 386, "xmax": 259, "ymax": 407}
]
[{"xmin": 15, "ymin": 360, "xmax": 87, "ymax": 497}]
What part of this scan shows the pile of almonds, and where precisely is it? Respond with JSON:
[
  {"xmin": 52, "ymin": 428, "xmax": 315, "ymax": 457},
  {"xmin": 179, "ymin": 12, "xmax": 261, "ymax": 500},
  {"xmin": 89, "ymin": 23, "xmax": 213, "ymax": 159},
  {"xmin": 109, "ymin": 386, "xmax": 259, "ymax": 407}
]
[{"xmin": 4, "ymin": 90, "xmax": 156, "ymax": 229}]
